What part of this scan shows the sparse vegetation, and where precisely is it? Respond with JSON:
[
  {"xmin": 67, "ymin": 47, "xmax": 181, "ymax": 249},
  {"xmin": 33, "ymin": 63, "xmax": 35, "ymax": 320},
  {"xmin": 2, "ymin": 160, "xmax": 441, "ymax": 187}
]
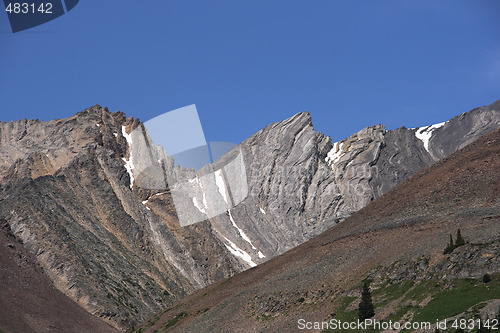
[
  {"xmin": 358, "ymin": 281, "xmax": 375, "ymax": 321},
  {"xmin": 195, "ymin": 307, "xmax": 210, "ymax": 315},
  {"xmin": 372, "ymin": 280, "xmax": 414, "ymax": 308},
  {"xmin": 323, "ymin": 262, "xmax": 500, "ymax": 333},
  {"xmin": 444, "ymin": 229, "xmax": 467, "ymax": 254},
  {"xmin": 162, "ymin": 311, "xmax": 188, "ymax": 331},
  {"xmin": 445, "ymin": 234, "xmax": 455, "ymax": 254},
  {"xmin": 455, "ymin": 229, "xmax": 466, "ymax": 247},
  {"xmin": 412, "ymin": 277, "xmax": 500, "ymax": 323}
]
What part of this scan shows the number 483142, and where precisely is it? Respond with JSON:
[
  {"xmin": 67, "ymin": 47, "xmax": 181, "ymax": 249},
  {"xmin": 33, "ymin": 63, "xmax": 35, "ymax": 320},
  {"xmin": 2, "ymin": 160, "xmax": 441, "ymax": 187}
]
[
  {"xmin": 452, "ymin": 318, "xmax": 499, "ymax": 330},
  {"xmin": 5, "ymin": 2, "xmax": 53, "ymax": 14}
]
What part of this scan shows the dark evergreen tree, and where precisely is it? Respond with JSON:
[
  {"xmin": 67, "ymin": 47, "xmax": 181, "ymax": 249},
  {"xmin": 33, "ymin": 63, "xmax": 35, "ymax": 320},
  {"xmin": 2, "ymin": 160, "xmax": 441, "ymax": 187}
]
[
  {"xmin": 444, "ymin": 234, "xmax": 454, "ymax": 254},
  {"xmin": 455, "ymin": 229, "xmax": 465, "ymax": 247},
  {"xmin": 358, "ymin": 281, "xmax": 375, "ymax": 321},
  {"xmin": 444, "ymin": 230, "xmax": 467, "ymax": 254}
]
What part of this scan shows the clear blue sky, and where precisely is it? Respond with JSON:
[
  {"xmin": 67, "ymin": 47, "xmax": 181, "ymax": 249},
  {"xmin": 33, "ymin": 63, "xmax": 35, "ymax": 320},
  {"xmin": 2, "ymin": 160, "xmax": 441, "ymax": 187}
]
[{"xmin": 1, "ymin": 0, "xmax": 500, "ymax": 144}]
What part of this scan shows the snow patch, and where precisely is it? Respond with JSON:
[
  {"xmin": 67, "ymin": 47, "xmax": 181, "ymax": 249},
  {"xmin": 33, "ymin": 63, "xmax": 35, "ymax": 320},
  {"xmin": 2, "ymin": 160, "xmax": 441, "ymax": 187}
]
[
  {"xmin": 415, "ymin": 121, "xmax": 446, "ymax": 152},
  {"xmin": 122, "ymin": 126, "xmax": 133, "ymax": 145},
  {"xmin": 215, "ymin": 170, "xmax": 228, "ymax": 203},
  {"xmin": 121, "ymin": 126, "xmax": 135, "ymax": 188},
  {"xmin": 325, "ymin": 141, "xmax": 345, "ymax": 167},
  {"xmin": 259, "ymin": 207, "xmax": 266, "ymax": 215},
  {"xmin": 141, "ymin": 200, "xmax": 151, "ymax": 210},
  {"xmin": 221, "ymin": 235, "xmax": 256, "ymax": 267},
  {"xmin": 113, "ymin": 133, "xmax": 118, "ymax": 137},
  {"xmin": 192, "ymin": 197, "xmax": 206, "ymax": 214},
  {"xmin": 122, "ymin": 157, "xmax": 135, "ymax": 189},
  {"xmin": 202, "ymin": 190, "xmax": 208, "ymax": 208},
  {"xmin": 228, "ymin": 210, "xmax": 256, "ymax": 250},
  {"xmin": 258, "ymin": 251, "xmax": 266, "ymax": 258}
]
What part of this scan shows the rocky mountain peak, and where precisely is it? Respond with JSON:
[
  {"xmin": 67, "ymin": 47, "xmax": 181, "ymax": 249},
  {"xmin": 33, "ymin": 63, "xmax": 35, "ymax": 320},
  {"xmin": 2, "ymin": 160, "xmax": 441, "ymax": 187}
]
[
  {"xmin": 485, "ymin": 98, "xmax": 500, "ymax": 111},
  {"xmin": 266, "ymin": 111, "xmax": 313, "ymax": 132}
]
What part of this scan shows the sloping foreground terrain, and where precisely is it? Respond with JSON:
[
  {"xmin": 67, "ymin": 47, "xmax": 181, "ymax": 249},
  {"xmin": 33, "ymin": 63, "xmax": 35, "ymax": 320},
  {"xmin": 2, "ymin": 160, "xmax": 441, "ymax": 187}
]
[
  {"xmin": 134, "ymin": 128, "xmax": 500, "ymax": 332},
  {"xmin": 0, "ymin": 220, "xmax": 119, "ymax": 333},
  {"xmin": 0, "ymin": 100, "xmax": 498, "ymax": 331}
]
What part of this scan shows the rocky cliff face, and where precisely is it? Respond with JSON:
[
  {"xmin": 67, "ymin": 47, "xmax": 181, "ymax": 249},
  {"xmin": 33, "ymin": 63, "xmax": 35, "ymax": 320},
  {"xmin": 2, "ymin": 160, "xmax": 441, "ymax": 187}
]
[
  {"xmin": 200, "ymin": 99, "xmax": 500, "ymax": 267},
  {"xmin": 0, "ymin": 100, "xmax": 499, "ymax": 330},
  {"xmin": 0, "ymin": 108, "xmax": 244, "ymax": 330},
  {"xmin": 332, "ymin": 99, "xmax": 500, "ymax": 207}
]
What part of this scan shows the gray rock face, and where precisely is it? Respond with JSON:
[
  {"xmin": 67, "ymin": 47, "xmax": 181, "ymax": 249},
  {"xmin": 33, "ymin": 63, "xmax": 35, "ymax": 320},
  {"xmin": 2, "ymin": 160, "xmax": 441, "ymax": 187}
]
[
  {"xmin": 203, "ymin": 100, "xmax": 500, "ymax": 267},
  {"xmin": 0, "ymin": 107, "xmax": 243, "ymax": 329},
  {"xmin": 208, "ymin": 112, "xmax": 338, "ymax": 259},
  {"xmin": 326, "ymin": 100, "xmax": 500, "ymax": 210},
  {"xmin": 0, "ymin": 100, "xmax": 499, "ymax": 329},
  {"xmin": 427, "ymin": 100, "xmax": 500, "ymax": 160}
]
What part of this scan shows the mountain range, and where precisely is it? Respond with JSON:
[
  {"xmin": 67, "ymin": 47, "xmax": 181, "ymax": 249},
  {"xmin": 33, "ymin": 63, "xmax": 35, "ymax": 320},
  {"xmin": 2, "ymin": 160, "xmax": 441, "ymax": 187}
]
[{"xmin": 0, "ymin": 99, "xmax": 499, "ymax": 332}]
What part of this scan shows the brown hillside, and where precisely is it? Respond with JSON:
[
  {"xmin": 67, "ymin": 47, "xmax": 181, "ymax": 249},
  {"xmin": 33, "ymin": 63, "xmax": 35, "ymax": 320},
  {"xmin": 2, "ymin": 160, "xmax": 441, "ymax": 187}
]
[{"xmin": 0, "ymin": 221, "xmax": 119, "ymax": 333}]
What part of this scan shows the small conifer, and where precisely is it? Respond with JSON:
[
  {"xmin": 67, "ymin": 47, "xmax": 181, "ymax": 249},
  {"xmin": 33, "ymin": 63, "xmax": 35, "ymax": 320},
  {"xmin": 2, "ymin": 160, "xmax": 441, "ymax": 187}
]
[{"xmin": 358, "ymin": 281, "xmax": 375, "ymax": 321}]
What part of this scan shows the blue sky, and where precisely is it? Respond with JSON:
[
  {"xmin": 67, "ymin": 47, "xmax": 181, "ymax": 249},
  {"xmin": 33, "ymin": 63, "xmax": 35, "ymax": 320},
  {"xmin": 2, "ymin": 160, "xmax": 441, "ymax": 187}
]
[{"xmin": 1, "ymin": 0, "xmax": 500, "ymax": 144}]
